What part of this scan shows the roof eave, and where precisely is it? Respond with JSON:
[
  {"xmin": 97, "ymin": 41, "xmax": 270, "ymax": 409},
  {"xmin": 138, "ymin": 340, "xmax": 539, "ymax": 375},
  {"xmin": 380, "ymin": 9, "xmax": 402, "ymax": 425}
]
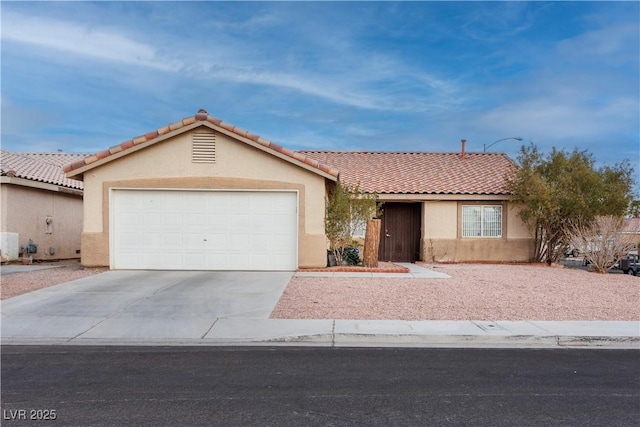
[
  {"xmin": 1, "ymin": 175, "xmax": 83, "ymax": 195},
  {"xmin": 65, "ymin": 120, "xmax": 339, "ymax": 181},
  {"xmin": 376, "ymin": 192, "xmax": 512, "ymax": 201}
]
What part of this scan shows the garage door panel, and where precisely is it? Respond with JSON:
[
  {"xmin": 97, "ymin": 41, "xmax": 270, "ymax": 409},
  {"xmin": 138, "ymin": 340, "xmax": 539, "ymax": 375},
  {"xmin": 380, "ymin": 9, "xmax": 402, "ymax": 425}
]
[
  {"xmin": 112, "ymin": 190, "xmax": 297, "ymax": 270},
  {"xmin": 206, "ymin": 234, "xmax": 228, "ymax": 250},
  {"xmin": 163, "ymin": 213, "xmax": 182, "ymax": 227},
  {"xmin": 184, "ymin": 234, "xmax": 206, "ymax": 247},
  {"xmin": 269, "ymin": 216, "xmax": 296, "ymax": 232},
  {"xmin": 228, "ymin": 234, "xmax": 250, "ymax": 251},
  {"xmin": 203, "ymin": 253, "xmax": 229, "ymax": 266},
  {"xmin": 252, "ymin": 234, "xmax": 272, "ymax": 251},
  {"xmin": 162, "ymin": 233, "xmax": 184, "ymax": 247},
  {"xmin": 230, "ymin": 196, "xmax": 250, "ymax": 211},
  {"xmin": 228, "ymin": 253, "xmax": 250, "ymax": 269},
  {"xmin": 184, "ymin": 253, "xmax": 208, "ymax": 269},
  {"xmin": 229, "ymin": 213, "xmax": 250, "ymax": 228},
  {"xmin": 140, "ymin": 232, "xmax": 163, "ymax": 247}
]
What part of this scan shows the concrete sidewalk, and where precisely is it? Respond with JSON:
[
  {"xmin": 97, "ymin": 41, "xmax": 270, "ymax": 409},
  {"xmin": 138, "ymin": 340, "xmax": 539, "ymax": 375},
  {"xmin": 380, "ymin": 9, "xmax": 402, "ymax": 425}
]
[
  {"xmin": 1, "ymin": 265, "xmax": 638, "ymax": 348},
  {"xmin": 2, "ymin": 318, "xmax": 638, "ymax": 348}
]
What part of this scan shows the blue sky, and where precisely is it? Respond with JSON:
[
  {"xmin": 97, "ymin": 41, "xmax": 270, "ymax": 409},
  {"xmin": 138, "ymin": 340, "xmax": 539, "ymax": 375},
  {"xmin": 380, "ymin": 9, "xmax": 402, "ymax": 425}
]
[{"xmin": 1, "ymin": 1, "xmax": 638, "ymax": 187}]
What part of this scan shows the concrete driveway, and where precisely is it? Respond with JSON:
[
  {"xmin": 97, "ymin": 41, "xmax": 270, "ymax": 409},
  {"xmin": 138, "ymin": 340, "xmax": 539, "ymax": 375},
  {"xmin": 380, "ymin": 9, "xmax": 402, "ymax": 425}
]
[{"xmin": 1, "ymin": 270, "xmax": 301, "ymax": 343}]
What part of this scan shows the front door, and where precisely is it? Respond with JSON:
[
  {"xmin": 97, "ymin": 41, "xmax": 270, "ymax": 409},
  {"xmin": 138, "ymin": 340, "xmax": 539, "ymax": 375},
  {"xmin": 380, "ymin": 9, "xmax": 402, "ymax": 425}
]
[{"xmin": 378, "ymin": 202, "xmax": 422, "ymax": 262}]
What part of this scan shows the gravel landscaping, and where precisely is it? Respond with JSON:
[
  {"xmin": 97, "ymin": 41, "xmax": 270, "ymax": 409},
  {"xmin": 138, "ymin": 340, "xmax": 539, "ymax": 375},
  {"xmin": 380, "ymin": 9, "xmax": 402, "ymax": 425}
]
[
  {"xmin": 1, "ymin": 261, "xmax": 108, "ymax": 300},
  {"xmin": 2, "ymin": 261, "xmax": 638, "ymax": 321},
  {"xmin": 271, "ymin": 263, "xmax": 640, "ymax": 321}
]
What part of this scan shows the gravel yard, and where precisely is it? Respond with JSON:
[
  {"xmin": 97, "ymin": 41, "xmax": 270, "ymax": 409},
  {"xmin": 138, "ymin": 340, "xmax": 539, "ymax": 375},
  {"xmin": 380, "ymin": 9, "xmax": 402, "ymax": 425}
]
[
  {"xmin": 271, "ymin": 263, "xmax": 640, "ymax": 321},
  {"xmin": 2, "ymin": 261, "xmax": 638, "ymax": 321},
  {"xmin": 1, "ymin": 261, "xmax": 108, "ymax": 300}
]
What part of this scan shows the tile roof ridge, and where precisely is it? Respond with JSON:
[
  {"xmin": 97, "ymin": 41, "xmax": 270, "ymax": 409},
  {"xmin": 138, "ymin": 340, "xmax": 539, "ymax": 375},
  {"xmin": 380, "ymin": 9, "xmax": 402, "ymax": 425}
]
[
  {"xmin": 300, "ymin": 150, "xmax": 506, "ymax": 155},
  {"xmin": 19, "ymin": 151, "xmax": 89, "ymax": 156},
  {"xmin": 18, "ymin": 151, "xmax": 88, "ymax": 154},
  {"xmin": 1, "ymin": 150, "xmax": 56, "ymax": 167},
  {"xmin": 62, "ymin": 109, "xmax": 339, "ymax": 179}
]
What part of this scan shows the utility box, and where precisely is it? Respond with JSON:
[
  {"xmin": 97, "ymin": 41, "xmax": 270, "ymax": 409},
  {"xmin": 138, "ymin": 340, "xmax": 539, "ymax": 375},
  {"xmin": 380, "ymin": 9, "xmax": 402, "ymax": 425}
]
[
  {"xmin": 0, "ymin": 232, "xmax": 19, "ymax": 262},
  {"xmin": 22, "ymin": 239, "xmax": 38, "ymax": 255}
]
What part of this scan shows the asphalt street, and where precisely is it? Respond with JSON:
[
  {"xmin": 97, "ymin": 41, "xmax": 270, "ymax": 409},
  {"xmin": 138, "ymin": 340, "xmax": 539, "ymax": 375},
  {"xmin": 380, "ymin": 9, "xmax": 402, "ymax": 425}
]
[{"xmin": 2, "ymin": 346, "xmax": 639, "ymax": 426}]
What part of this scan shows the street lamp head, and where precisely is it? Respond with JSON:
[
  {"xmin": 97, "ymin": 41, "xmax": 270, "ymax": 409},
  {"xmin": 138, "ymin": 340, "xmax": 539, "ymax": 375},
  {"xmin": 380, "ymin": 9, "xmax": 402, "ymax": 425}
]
[{"xmin": 483, "ymin": 136, "xmax": 524, "ymax": 152}]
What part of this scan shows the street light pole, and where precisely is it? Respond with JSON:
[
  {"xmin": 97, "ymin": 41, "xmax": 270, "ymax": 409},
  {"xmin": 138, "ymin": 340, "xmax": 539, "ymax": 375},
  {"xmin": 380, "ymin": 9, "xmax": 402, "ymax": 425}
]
[{"xmin": 483, "ymin": 137, "xmax": 523, "ymax": 152}]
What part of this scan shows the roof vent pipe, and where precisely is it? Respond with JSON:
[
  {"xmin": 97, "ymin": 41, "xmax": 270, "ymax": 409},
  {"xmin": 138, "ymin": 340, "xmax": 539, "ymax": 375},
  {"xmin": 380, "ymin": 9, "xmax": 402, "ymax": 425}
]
[{"xmin": 460, "ymin": 139, "xmax": 466, "ymax": 159}]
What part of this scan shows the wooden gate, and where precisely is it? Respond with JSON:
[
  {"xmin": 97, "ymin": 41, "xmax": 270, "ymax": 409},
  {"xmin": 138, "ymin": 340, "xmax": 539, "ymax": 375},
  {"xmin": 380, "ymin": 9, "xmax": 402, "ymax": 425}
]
[{"xmin": 378, "ymin": 202, "xmax": 422, "ymax": 262}]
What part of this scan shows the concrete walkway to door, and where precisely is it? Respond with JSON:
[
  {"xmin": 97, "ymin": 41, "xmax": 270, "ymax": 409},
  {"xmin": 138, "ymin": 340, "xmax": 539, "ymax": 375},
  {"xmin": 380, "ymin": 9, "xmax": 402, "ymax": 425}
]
[{"xmin": 1, "ymin": 270, "xmax": 297, "ymax": 343}]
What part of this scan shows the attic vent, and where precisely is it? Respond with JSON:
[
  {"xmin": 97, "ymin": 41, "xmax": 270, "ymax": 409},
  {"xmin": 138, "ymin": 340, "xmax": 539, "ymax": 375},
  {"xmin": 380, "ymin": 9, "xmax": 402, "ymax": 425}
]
[{"xmin": 192, "ymin": 132, "xmax": 216, "ymax": 163}]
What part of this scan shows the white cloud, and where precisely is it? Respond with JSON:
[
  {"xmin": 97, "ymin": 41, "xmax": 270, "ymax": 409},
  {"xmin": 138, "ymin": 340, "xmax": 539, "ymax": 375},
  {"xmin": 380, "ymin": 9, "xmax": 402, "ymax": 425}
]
[
  {"xmin": 556, "ymin": 22, "xmax": 638, "ymax": 65},
  {"xmin": 472, "ymin": 95, "xmax": 639, "ymax": 149},
  {"xmin": 1, "ymin": 10, "xmax": 462, "ymax": 114},
  {"xmin": 1, "ymin": 12, "xmax": 179, "ymax": 72}
]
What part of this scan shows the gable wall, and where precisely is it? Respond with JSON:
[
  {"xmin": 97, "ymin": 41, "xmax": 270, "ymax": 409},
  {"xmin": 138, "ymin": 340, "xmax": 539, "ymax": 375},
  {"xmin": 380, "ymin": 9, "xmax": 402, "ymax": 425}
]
[{"xmin": 81, "ymin": 128, "xmax": 329, "ymax": 268}]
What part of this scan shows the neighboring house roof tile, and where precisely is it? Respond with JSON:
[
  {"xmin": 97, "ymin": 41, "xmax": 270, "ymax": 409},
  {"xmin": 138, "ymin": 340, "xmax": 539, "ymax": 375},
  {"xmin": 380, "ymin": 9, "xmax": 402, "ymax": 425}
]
[
  {"xmin": 1, "ymin": 150, "xmax": 85, "ymax": 190},
  {"xmin": 622, "ymin": 218, "xmax": 640, "ymax": 234},
  {"xmin": 62, "ymin": 109, "xmax": 340, "ymax": 179},
  {"xmin": 300, "ymin": 151, "xmax": 515, "ymax": 195},
  {"xmin": 19, "ymin": 152, "xmax": 90, "ymax": 168}
]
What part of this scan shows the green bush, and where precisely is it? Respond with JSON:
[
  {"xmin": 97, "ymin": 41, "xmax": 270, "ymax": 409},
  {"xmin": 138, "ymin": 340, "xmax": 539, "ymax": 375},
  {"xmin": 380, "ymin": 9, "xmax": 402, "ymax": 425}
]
[{"xmin": 341, "ymin": 247, "xmax": 361, "ymax": 266}]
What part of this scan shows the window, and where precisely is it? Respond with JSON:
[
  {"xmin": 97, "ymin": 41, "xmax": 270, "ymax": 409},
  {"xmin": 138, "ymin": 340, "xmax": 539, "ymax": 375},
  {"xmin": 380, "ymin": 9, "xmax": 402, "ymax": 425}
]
[
  {"xmin": 462, "ymin": 205, "xmax": 502, "ymax": 238},
  {"xmin": 351, "ymin": 219, "xmax": 366, "ymax": 238}
]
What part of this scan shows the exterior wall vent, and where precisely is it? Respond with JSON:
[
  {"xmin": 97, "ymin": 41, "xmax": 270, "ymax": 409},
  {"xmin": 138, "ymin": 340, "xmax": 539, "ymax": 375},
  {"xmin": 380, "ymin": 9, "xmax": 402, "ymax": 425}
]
[{"xmin": 192, "ymin": 132, "xmax": 216, "ymax": 163}]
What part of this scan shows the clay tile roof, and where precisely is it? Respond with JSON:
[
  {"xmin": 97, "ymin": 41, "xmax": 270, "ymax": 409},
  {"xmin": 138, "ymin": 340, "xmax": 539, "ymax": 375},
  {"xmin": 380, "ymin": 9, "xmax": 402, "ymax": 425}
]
[
  {"xmin": 300, "ymin": 151, "xmax": 515, "ymax": 195},
  {"xmin": 62, "ymin": 109, "xmax": 340, "ymax": 179},
  {"xmin": 1, "ymin": 150, "xmax": 85, "ymax": 190}
]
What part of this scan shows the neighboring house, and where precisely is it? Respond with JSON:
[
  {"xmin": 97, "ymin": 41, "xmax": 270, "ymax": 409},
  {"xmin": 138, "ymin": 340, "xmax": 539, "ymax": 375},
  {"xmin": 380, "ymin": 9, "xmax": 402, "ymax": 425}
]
[
  {"xmin": 1, "ymin": 150, "xmax": 85, "ymax": 262},
  {"xmin": 63, "ymin": 109, "xmax": 534, "ymax": 271},
  {"xmin": 622, "ymin": 217, "xmax": 640, "ymax": 253}
]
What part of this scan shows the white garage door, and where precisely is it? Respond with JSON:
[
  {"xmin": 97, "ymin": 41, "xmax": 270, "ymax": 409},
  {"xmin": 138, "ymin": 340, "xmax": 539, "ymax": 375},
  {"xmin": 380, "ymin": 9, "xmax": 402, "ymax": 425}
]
[{"xmin": 111, "ymin": 189, "xmax": 298, "ymax": 271}]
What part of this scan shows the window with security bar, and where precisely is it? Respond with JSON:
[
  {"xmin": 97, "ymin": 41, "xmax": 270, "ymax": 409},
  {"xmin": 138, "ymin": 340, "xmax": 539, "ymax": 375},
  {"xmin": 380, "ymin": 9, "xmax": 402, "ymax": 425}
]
[{"xmin": 462, "ymin": 205, "xmax": 503, "ymax": 238}]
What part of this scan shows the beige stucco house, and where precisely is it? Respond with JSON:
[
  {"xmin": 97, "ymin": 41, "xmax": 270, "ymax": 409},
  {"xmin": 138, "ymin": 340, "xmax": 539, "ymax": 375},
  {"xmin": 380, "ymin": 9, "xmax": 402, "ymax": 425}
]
[
  {"xmin": 64, "ymin": 109, "xmax": 534, "ymax": 270},
  {"xmin": 1, "ymin": 150, "xmax": 85, "ymax": 262},
  {"xmin": 622, "ymin": 218, "xmax": 640, "ymax": 253},
  {"xmin": 64, "ymin": 110, "xmax": 338, "ymax": 271}
]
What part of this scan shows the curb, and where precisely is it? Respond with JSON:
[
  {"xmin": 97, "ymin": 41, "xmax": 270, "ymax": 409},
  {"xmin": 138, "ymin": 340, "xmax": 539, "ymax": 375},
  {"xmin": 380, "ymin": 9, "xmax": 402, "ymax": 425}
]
[{"xmin": 3, "ymin": 335, "xmax": 639, "ymax": 349}]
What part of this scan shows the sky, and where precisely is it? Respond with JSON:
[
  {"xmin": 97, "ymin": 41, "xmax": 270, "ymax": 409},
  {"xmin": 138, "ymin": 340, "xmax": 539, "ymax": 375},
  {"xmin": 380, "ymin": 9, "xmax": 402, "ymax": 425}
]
[{"xmin": 1, "ymin": 1, "xmax": 639, "ymax": 188}]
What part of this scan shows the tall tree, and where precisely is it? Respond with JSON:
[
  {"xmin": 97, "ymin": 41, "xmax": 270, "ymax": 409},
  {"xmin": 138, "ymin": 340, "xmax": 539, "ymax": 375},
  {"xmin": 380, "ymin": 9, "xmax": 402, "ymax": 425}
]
[{"xmin": 506, "ymin": 144, "xmax": 635, "ymax": 264}]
